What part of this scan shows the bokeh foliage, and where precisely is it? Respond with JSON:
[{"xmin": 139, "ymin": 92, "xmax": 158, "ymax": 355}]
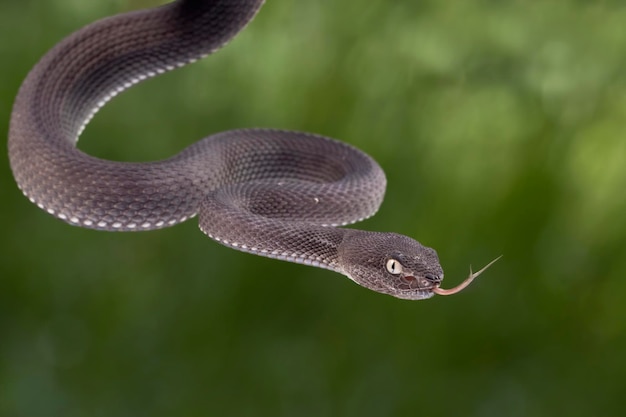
[{"xmin": 1, "ymin": 0, "xmax": 626, "ymax": 416}]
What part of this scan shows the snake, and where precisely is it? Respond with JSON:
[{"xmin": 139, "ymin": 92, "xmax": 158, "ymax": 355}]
[{"xmin": 8, "ymin": 0, "xmax": 499, "ymax": 300}]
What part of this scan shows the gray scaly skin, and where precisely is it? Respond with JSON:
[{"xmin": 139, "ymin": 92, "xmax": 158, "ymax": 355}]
[{"xmin": 8, "ymin": 0, "xmax": 451, "ymax": 300}]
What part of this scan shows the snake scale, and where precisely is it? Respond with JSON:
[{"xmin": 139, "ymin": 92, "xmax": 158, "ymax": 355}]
[{"xmin": 8, "ymin": 0, "xmax": 498, "ymax": 300}]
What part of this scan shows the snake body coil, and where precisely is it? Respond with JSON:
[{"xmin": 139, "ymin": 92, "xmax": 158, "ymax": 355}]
[{"xmin": 8, "ymin": 0, "xmax": 458, "ymax": 300}]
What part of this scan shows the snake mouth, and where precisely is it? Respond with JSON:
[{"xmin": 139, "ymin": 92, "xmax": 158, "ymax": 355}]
[
  {"xmin": 398, "ymin": 274, "xmax": 440, "ymax": 292},
  {"xmin": 432, "ymin": 256, "xmax": 502, "ymax": 296}
]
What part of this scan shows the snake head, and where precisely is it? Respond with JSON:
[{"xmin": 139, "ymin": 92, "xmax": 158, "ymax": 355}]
[{"xmin": 338, "ymin": 230, "xmax": 444, "ymax": 300}]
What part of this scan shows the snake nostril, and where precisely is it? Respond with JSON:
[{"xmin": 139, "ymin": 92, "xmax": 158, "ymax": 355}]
[{"xmin": 424, "ymin": 273, "xmax": 440, "ymax": 283}]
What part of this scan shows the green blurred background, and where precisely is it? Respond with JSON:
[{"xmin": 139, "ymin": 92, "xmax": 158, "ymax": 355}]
[{"xmin": 2, "ymin": 0, "xmax": 626, "ymax": 416}]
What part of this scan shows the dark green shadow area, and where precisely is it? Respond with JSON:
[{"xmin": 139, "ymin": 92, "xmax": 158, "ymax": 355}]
[{"xmin": 1, "ymin": 0, "xmax": 626, "ymax": 416}]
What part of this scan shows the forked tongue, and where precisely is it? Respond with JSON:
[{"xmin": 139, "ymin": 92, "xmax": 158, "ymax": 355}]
[{"xmin": 432, "ymin": 255, "xmax": 502, "ymax": 296}]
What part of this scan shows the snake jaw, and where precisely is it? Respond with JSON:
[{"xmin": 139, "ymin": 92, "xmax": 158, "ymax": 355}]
[
  {"xmin": 432, "ymin": 255, "xmax": 502, "ymax": 296},
  {"xmin": 394, "ymin": 272, "xmax": 442, "ymax": 300}
]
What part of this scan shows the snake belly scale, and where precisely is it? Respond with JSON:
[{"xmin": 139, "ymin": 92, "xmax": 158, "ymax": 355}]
[{"xmin": 8, "ymin": 0, "xmax": 496, "ymax": 300}]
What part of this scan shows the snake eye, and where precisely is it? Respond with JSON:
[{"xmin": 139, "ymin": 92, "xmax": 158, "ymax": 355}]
[{"xmin": 386, "ymin": 258, "xmax": 403, "ymax": 275}]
